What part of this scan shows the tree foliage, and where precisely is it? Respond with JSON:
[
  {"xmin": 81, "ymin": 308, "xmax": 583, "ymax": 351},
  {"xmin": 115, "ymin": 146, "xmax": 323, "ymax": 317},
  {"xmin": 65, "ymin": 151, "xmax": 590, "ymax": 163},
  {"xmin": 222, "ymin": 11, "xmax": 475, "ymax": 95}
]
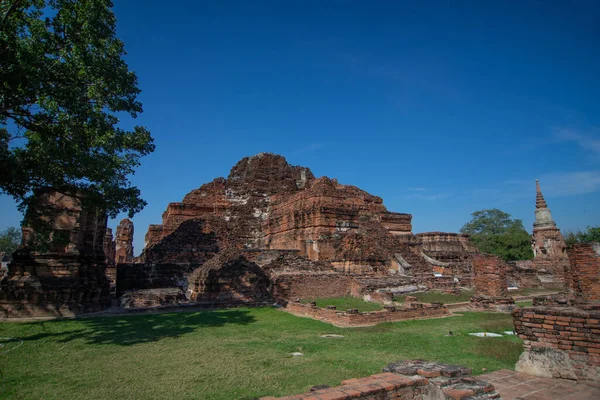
[
  {"xmin": 460, "ymin": 209, "xmax": 534, "ymax": 261},
  {"xmin": 0, "ymin": 0, "xmax": 154, "ymax": 220},
  {"xmin": 0, "ymin": 226, "xmax": 21, "ymax": 256},
  {"xmin": 564, "ymin": 226, "xmax": 600, "ymax": 246}
]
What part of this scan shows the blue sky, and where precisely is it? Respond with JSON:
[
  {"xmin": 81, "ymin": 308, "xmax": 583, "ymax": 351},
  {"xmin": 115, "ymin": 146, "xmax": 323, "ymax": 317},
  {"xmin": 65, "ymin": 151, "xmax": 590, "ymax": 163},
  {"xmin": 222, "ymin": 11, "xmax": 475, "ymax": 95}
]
[{"xmin": 1, "ymin": 1, "xmax": 599, "ymax": 255}]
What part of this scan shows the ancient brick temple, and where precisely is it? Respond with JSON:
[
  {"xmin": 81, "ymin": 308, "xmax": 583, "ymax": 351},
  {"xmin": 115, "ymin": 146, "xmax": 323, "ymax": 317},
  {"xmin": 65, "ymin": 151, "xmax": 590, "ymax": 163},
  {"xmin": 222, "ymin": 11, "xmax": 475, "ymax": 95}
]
[
  {"xmin": 531, "ymin": 180, "xmax": 569, "ymax": 284},
  {"xmin": 1, "ymin": 154, "xmax": 481, "ymax": 315},
  {"xmin": 124, "ymin": 153, "xmax": 478, "ymax": 307},
  {"xmin": 0, "ymin": 190, "xmax": 111, "ymax": 318}
]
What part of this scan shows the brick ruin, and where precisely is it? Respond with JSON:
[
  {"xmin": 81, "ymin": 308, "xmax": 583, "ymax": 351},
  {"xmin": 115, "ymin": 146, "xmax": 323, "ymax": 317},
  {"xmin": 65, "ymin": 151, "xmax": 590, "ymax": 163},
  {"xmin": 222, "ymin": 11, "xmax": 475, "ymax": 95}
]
[
  {"xmin": 113, "ymin": 153, "xmax": 479, "ymax": 311},
  {"xmin": 565, "ymin": 243, "xmax": 600, "ymax": 304},
  {"xmin": 284, "ymin": 300, "xmax": 449, "ymax": 327},
  {"xmin": 530, "ymin": 179, "xmax": 569, "ymax": 284},
  {"xmin": 513, "ymin": 242, "xmax": 600, "ymax": 384},
  {"xmin": 260, "ymin": 360, "xmax": 500, "ymax": 400},
  {"xmin": 470, "ymin": 254, "xmax": 515, "ymax": 311},
  {"xmin": 115, "ymin": 218, "xmax": 134, "ymax": 264},
  {"xmin": 0, "ymin": 189, "xmax": 111, "ymax": 317},
  {"xmin": 0, "ymin": 153, "xmax": 481, "ymax": 318}
]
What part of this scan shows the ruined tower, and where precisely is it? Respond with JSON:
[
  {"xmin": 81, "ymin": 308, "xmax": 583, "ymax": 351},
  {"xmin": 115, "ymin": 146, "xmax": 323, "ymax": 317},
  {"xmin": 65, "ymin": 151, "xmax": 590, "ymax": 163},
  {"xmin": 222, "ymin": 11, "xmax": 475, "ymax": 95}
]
[
  {"xmin": 0, "ymin": 189, "xmax": 111, "ymax": 317},
  {"xmin": 115, "ymin": 218, "xmax": 134, "ymax": 264},
  {"xmin": 531, "ymin": 180, "xmax": 568, "ymax": 284}
]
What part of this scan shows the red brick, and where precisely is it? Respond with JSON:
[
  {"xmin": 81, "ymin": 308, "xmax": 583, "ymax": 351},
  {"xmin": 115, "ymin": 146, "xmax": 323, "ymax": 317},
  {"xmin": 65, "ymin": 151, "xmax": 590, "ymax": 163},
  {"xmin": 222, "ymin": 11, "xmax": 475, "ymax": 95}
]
[{"xmin": 443, "ymin": 388, "xmax": 476, "ymax": 399}]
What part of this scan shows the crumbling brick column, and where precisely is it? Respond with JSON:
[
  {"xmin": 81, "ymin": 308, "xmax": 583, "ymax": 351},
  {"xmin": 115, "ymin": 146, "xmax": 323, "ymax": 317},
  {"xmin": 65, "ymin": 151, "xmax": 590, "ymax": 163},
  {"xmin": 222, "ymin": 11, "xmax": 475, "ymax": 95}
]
[
  {"xmin": 115, "ymin": 218, "xmax": 134, "ymax": 264},
  {"xmin": 0, "ymin": 189, "xmax": 111, "ymax": 318},
  {"xmin": 470, "ymin": 254, "xmax": 514, "ymax": 311},
  {"xmin": 472, "ymin": 254, "xmax": 508, "ymax": 297},
  {"xmin": 566, "ymin": 242, "xmax": 600, "ymax": 304}
]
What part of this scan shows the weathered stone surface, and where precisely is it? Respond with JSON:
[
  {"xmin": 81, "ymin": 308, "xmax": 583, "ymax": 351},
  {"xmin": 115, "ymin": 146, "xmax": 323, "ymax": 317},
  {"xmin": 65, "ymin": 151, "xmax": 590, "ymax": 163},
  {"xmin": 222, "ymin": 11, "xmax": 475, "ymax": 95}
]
[{"xmin": 0, "ymin": 189, "xmax": 110, "ymax": 318}]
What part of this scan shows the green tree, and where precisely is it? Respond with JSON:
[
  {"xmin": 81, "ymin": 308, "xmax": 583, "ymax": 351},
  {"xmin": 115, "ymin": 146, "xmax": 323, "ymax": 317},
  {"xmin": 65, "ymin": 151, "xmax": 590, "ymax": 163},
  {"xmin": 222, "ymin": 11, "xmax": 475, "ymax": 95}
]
[
  {"xmin": 0, "ymin": 0, "xmax": 154, "ymax": 220},
  {"xmin": 0, "ymin": 226, "xmax": 21, "ymax": 256},
  {"xmin": 460, "ymin": 209, "xmax": 534, "ymax": 261},
  {"xmin": 564, "ymin": 226, "xmax": 600, "ymax": 246}
]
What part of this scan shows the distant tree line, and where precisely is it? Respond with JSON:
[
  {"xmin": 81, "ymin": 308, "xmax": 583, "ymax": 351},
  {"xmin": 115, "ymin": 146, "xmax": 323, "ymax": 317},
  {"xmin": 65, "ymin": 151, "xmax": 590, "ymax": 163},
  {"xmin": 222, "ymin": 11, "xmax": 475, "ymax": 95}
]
[
  {"xmin": 460, "ymin": 209, "xmax": 533, "ymax": 261},
  {"xmin": 0, "ymin": 227, "xmax": 20, "ymax": 257},
  {"xmin": 563, "ymin": 226, "xmax": 600, "ymax": 246}
]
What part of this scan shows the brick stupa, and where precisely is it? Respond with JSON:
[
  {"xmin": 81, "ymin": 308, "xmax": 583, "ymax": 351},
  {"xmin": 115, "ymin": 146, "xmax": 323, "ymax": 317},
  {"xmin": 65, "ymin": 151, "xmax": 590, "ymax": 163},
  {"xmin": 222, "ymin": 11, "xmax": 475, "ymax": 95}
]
[{"xmin": 531, "ymin": 180, "xmax": 569, "ymax": 284}]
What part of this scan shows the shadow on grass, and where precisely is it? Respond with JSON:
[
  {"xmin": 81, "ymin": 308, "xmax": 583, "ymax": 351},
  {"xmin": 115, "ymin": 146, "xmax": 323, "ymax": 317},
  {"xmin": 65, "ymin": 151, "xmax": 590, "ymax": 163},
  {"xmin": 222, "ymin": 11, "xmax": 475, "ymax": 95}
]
[{"xmin": 17, "ymin": 309, "xmax": 256, "ymax": 346}]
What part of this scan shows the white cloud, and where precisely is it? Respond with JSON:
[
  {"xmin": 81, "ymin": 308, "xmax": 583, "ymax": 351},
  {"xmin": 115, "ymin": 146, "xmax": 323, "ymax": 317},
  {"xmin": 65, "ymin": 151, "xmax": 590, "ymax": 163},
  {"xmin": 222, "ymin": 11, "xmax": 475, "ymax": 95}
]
[
  {"xmin": 294, "ymin": 143, "xmax": 326, "ymax": 154},
  {"xmin": 537, "ymin": 171, "xmax": 600, "ymax": 197},
  {"xmin": 407, "ymin": 187, "xmax": 426, "ymax": 191},
  {"xmin": 556, "ymin": 129, "xmax": 600, "ymax": 157},
  {"xmin": 405, "ymin": 193, "xmax": 453, "ymax": 201}
]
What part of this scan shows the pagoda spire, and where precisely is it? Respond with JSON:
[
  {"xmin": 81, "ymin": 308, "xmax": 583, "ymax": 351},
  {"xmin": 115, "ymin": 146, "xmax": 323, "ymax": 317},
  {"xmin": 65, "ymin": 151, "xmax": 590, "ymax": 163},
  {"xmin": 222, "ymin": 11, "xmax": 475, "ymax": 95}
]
[{"xmin": 535, "ymin": 179, "xmax": 548, "ymax": 209}]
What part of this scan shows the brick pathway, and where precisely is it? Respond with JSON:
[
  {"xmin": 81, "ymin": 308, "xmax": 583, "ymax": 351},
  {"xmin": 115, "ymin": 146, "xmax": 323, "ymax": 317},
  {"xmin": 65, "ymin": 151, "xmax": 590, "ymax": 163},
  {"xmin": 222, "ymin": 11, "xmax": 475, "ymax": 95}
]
[{"xmin": 479, "ymin": 369, "xmax": 600, "ymax": 399}]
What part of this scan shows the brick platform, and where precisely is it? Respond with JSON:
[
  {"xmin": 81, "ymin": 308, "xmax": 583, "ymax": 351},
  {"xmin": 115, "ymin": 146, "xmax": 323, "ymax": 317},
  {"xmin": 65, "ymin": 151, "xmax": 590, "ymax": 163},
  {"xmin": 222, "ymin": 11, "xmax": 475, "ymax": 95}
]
[{"xmin": 283, "ymin": 300, "xmax": 449, "ymax": 327}]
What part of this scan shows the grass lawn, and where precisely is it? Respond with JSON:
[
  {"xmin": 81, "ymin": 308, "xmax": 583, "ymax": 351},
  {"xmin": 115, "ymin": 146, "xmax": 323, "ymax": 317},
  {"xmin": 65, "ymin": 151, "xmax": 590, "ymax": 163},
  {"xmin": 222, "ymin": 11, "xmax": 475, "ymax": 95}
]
[
  {"xmin": 508, "ymin": 287, "xmax": 562, "ymax": 297},
  {"xmin": 0, "ymin": 308, "xmax": 522, "ymax": 399},
  {"xmin": 395, "ymin": 286, "xmax": 563, "ymax": 305},
  {"xmin": 301, "ymin": 296, "xmax": 383, "ymax": 312},
  {"xmin": 515, "ymin": 300, "xmax": 533, "ymax": 307}
]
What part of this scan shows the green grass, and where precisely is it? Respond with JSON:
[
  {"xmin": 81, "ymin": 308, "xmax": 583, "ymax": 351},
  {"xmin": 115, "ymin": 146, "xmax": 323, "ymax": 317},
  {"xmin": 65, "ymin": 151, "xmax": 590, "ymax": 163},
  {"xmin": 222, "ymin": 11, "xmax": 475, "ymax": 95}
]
[
  {"xmin": 508, "ymin": 287, "xmax": 562, "ymax": 297},
  {"xmin": 515, "ymin": 300, "xmax": 533, "ymax": 307},
  {"xmin": 0, "ymin": 308, "xmax": 522, "ymax": 400},
  {"xmin": 301, "ymin": 296, "xmax": 383, "ymax": 312},
  {"xmin": 394, "ymin": 286, "xmax": 563, "ymax": 305},
  {"xmin": 395, "ymin": 290, "xmax": 474, "ymax": 304}
]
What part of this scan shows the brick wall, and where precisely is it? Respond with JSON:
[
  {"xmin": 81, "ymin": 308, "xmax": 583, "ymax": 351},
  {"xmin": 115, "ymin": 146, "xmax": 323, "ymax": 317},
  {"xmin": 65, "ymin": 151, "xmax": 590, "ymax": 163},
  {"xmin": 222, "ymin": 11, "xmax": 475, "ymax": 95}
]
[
  {"xmin": 513, "ymin": 306, "xmax": 600, "ymax": 383},
  {"xmin": 283, "ymin": 301, "xmax": 448, "ymax": 327},
  {"xmin": 472, "ymin": 254, "xmax": 508, "ymax": 297},
  {"xmin": 566, "ymin": 243, "xmax": 600, "ymax": 304},
  {"xmin": 116, "ymin": 263, "xmax": 195, "ymax": 295},
  {"xmin": 270, "ymin": 273, "xmax": 352, "ymax": 299}
]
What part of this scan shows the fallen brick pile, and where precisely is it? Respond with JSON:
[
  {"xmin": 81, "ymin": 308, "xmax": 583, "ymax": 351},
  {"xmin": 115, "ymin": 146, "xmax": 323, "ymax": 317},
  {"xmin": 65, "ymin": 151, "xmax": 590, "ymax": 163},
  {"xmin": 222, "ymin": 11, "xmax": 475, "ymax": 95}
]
[{"xmin": 260, "ymin": 360, "xmax": 500, "ymax": 400}]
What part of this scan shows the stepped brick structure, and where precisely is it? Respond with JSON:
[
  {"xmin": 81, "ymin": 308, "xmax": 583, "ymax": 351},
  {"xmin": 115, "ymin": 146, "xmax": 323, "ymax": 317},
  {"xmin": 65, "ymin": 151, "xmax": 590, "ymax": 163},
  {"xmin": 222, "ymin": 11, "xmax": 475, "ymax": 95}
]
[
  {"xmin": 115, "ymin": 218, "xmax": 134, "ymax": 264},
  {"xmin": 134, "ymin": 153, "xmax": 477, "ymax": 306},
  {"xmin": 0, "ymin": 190, "xmax": 110, "ymax": 318},
  {"xmin": 531, "ymin": 180, "xmax": 569, "ymax": 284}
]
